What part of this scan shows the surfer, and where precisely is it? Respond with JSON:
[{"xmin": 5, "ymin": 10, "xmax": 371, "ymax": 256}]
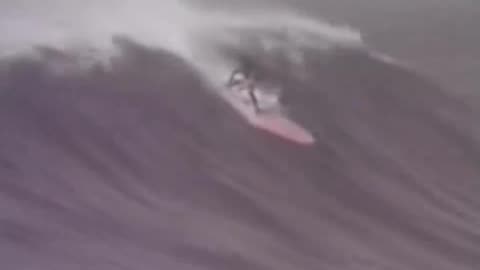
[{"xmin": 227, "ymin": 65, "xmax": 260, "ymax": 113}]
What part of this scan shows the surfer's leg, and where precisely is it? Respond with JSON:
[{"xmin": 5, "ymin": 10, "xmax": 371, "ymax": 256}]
[{"xmin": 248, "ymin": 88, "xmax": 259, "ymax": 113}]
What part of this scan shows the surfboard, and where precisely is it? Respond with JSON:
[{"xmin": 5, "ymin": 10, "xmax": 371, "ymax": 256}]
[
  {"xmin": 219, "ymin": 84, "xmax": 315, "ymax": 145},
  {"xmin": 249, "ymin": 113, "xmax": 315, "ymax": 145}
]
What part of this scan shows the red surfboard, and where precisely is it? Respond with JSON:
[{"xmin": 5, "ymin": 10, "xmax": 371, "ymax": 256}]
[
  {"xmin": 218, "ymin": 84, "xmax": 315, "ymax": 145},
  {"xmin": 249, "ymin": 113, "xmax": 315, "ymax": 145}
]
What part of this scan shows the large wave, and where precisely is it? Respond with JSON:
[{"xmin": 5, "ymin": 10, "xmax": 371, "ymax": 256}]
[{"xmin": 0, "ymin": 2, "xmax": 479, "ymax": 270}]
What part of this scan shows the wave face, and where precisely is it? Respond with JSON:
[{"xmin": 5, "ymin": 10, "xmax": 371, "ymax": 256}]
[{"xmin": 1, "ymin": 3, "xmax": 479, "ymax": 270}]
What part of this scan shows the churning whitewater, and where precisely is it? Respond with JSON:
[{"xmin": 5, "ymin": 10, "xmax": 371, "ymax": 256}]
[{"xmin": 0, "ymin": 1, "xmax": 479, "ymax": 270}]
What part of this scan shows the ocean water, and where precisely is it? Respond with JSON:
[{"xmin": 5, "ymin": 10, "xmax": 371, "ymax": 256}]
[{"xmin": 0, "ymin": 1, "xmax": 479, "ymax": 269}]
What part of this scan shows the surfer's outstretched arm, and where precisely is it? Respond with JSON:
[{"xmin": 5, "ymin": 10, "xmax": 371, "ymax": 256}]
[{"xmin": 227, "ymin": 69, "xmax": 245, "ymax": 87}]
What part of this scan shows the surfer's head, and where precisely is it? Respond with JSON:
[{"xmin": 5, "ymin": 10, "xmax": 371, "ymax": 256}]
[{"xmin": 235, "ymin": 55, "xmax": 257, "ymax": 78}]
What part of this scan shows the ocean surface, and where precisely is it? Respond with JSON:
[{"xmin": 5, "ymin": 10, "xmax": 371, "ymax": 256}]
[{"xmin": 0, "ymin": 1, "xmax": 479, "ymax": 269}]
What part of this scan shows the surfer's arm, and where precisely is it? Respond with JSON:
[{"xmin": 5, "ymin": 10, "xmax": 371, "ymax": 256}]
[{"xmin": 227, "ymin": 69, "xmax": 243, "ymax": 87}]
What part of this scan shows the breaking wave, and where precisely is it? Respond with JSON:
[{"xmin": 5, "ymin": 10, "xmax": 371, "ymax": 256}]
[
  {"xmin": 0, "ymin": 2, "xmax": 479, "ymax": 270},
  {"xmin": 0, "ymin": 1, "xmax": 362, "ymax": 75}
]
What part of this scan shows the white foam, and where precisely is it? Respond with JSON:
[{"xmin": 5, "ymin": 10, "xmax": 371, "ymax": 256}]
[
  {"xmin": 369, "ymin": 51, "xmax": 412, "ymax": 69},
  {"xmin": 0, "ymin": 0, "xmax": 193, "ymax": 61},
  {"xmin": 0, "ymin": 0, "xmax": 364, "ymax": 76}
]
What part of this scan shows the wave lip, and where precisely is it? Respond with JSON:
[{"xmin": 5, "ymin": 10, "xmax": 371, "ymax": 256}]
[{"xmin": 1, "ymin": 2, "xmax": 364, "ymax": 84}]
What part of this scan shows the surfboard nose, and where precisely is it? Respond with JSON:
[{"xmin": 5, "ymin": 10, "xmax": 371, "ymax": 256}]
[{"xmin": 251, "ymin": 114, "xmax": 315, "ymax": 145}]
